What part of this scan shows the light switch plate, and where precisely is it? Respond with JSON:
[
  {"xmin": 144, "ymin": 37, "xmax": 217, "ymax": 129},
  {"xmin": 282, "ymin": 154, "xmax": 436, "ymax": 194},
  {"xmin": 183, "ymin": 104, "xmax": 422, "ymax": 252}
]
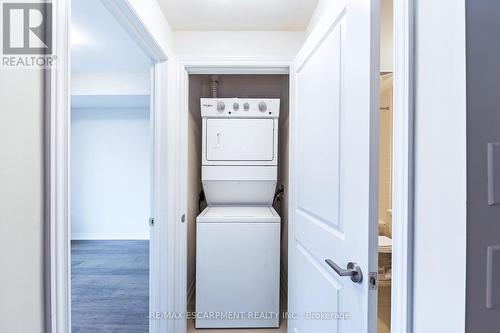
[
  {"xmin": 486, "ymin": 246, "xmax": 500, "ymax": 309},
  {"xmin": 487, "ymin": 143, "xmax": 500, "ymax": 205}
]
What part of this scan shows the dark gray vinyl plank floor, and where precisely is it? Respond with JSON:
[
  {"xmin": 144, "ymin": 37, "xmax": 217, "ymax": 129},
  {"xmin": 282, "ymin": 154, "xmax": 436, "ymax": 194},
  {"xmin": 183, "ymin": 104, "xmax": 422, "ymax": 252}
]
[{"xmin": 71, "ymin": 240, "xmax": 149, "ymax": 333}]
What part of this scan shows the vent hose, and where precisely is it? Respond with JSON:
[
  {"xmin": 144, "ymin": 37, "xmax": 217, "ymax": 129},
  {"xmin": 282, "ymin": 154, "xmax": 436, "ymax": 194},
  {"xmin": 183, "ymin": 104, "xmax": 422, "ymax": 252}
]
[{"xmin": 210, "ymin": 75, "xmax": 219, "ymax": 98}]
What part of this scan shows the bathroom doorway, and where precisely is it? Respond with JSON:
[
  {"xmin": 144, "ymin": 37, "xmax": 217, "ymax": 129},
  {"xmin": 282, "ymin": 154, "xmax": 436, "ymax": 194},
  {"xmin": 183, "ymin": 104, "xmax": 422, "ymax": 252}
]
[{"xmin": 378, "ymin": 0, "xmax": 394, "ymax": 332}]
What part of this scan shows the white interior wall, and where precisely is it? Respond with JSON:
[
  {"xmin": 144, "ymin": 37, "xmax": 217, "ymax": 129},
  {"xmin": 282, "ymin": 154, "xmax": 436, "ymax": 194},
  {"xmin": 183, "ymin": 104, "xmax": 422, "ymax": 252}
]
[
  {"xmin": 71, "ymin": 72, "xmax": 150, "ymax": 96},
  {"xmin": 128, "ymin": 0, "xmax": 176, "ymax": 57},
  {"xmin": 173, "ymin": 31, "xmax": 305, "ymax": 58},
  {"xmin": 413, "ymin": 0, "xmax": 466, "ymax": 332},
  {"xmin": 71, "ymin": 107, "xmax": 151, "ymax": 240},
  {"xmin": 70, "ymin": 56, "xmax": 151, "ymax": 240},
  {"xmin": 304, "ymin": 0, "xmax": 332, "ymax": 37},
  {"xmin": 186, "ymin": 74, "xmax": 290, "ymax": 301},
  {"xmin": 0, "ymin": 69, "xmax": 45, "ymax": 333}
]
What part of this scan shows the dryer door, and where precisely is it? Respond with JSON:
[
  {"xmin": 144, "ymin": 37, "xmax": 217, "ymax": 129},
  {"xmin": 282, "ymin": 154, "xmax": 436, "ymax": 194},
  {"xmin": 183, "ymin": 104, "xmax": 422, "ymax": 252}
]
[{"xmin": 205, "ymin": 118, "xmax": 275, "ymax": 162}]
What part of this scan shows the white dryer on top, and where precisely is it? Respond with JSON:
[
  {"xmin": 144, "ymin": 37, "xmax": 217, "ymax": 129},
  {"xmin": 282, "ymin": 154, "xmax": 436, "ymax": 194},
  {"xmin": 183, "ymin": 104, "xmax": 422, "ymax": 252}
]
[{"xmin": 200, "ymin": 98, "xmax": 280, "ymax": 206}]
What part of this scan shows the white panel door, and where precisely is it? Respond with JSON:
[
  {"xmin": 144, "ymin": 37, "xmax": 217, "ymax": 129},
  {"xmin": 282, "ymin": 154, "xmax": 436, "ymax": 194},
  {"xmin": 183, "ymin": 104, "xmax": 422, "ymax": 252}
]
[
  {"xmin": 206, "ymin": 118, "xmax": 274, "ymax": 161},
  {"xmin": 288, "ymin": 0, "xmax": 379, "ymax": 332}
]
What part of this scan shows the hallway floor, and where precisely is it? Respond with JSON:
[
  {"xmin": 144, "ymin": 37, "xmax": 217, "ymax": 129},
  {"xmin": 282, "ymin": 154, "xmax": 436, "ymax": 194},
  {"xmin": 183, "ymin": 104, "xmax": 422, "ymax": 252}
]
[{"xmin": 71, "ymin": 240, "xmax": 149, "ymax": 333}]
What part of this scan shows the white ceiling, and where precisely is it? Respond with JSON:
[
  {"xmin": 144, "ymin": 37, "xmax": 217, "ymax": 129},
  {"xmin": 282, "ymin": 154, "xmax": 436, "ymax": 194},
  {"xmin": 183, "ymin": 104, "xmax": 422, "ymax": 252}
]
[
  {"xmin": 158, "ymin": 0, "xmax": 319, "ymax": 31},
  {"xmin": 71, "ymin": 0, "xmax": 151, "ymax": 73}
]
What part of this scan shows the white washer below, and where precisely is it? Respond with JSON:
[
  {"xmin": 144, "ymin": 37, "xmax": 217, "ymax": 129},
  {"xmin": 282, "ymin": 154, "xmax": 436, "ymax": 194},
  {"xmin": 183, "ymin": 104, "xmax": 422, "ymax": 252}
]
[{"xmin": 195, "ymin": 206, "xmax": 281, "ymax": 329}]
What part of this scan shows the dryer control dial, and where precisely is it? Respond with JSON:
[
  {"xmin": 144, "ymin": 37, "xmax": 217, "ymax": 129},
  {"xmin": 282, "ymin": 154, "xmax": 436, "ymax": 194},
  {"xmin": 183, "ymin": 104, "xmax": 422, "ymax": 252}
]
[
  {"xmin": 233, "ymin": 102, "xmax": 240, "ymax": 111},
  {"xmin": 217, "ymin": 101, "xmax": 225, "ymax": 112},
  {"xmin": 258, "ymin": 102, "xmax": 267, "ymax": 112},
  {"xmin": 243, "ymin": 102, "xmax": 250, "ymax": 111}
]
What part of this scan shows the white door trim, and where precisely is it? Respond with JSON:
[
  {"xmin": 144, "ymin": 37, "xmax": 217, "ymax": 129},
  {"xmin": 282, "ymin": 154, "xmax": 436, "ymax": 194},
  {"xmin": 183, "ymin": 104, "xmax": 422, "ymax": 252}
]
[
  {"xmin": 175, "ymin": 56, "xmax": 292, "ymax": 333},
  {"xmin": 392, "ymin": 0, "xmax": 415, "ymax": 332},
  {"xmin": 48, "ymin": 1, "xmax": 70, "ymax": 331},
  {"xmin": 180, "ymin": 56, "xmax": 292, "ymax": 75},
  {"xmin": 47, "ymin": 1, "xmax": 172, "ymax": 333}
]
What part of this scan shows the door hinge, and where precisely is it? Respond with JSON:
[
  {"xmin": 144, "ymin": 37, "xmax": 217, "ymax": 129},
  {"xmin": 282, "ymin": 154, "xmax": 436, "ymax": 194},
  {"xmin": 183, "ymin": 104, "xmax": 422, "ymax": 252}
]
[
  {"xmin": 149, "ymin": 217, "xmax": 155, "ymax": 226},
  {"xmin": 369, "ymin": 272, "xmax": 378, "ymax": 290},
  {"xmin": 181, "ymin": 214, "xmax": 186, "ymax": 223}
]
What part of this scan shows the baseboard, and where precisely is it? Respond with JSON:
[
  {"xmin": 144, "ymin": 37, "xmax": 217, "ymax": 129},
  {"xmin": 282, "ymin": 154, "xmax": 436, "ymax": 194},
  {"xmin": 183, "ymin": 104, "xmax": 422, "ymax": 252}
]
[
  {"xmin": 187, "ymin": 279, "xmax": 196, "ymax": 306},
  {"xmin": 280, "ymin": 269, "xmax": 288, "ymax": 300},
  {"xmin": 71, "ymin": 233, "xmax": 150, "ymax": 240}
]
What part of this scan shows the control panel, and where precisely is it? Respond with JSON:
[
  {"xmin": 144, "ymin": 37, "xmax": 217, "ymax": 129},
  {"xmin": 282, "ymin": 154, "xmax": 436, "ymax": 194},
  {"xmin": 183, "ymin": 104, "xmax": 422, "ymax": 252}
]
[{"xmin": 201, "ymin": 98, "xmax": 280, "ymax": 118}]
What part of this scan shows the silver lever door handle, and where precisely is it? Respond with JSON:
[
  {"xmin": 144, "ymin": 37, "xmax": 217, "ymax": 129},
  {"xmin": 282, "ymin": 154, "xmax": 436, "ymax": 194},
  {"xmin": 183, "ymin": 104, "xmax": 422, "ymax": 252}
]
[{"xmin": 325, "ymin": 259, "xmax": 363, "ymax": 283}]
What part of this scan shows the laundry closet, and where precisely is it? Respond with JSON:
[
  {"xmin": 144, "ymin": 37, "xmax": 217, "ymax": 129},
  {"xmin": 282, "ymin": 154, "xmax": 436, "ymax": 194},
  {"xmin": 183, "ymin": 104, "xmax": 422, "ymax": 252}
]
[{"xmin": 186, "ymin": 74, "xmax": 290, "ymax": 329}]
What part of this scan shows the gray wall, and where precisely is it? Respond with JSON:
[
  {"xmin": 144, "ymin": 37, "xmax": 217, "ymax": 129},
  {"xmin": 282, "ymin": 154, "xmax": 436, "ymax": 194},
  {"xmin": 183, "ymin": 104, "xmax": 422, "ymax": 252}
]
[
  {"xmin": 466, "ymin": 0, "xmax": 500, "ymax": 330},
  {"xmin": 0, "ymin": 70, "xmax": 46, "ymax": 332}
]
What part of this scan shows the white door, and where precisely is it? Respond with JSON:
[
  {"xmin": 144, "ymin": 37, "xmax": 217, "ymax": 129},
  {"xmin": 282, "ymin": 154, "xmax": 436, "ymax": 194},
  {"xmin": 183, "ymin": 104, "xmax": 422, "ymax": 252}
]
[
  {"xmin": 205, "ymin": 118, "xmax": 275, "ymax": 161},
  {"xmin": 288, "ymin": 0, "xmax": 379, "ymax": 332}
]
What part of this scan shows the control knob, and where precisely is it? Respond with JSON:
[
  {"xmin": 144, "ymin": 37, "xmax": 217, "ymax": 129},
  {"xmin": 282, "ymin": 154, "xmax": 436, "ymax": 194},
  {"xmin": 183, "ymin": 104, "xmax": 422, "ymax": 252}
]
[
  {"xmin": 258, "ymin": 102, "xmax": 267, "ymax": 112},
  {"xmin": 217, "ymin": 101, "xmax": 225, "ymax": 112}
]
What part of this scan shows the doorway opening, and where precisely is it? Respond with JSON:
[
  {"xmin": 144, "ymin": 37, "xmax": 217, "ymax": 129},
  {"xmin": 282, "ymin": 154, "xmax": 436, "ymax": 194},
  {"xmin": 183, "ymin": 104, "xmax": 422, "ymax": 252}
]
[
  {"xmin": 70, "ymin": 0, "xmax": 152, "ymax": 331},
  {"xmin": 378, "ymin": 0, "xmax": 394, "ymax": 332},
  {"xmin": 185, "ymin": 74, "xmax": 289, "ymax": 332}
]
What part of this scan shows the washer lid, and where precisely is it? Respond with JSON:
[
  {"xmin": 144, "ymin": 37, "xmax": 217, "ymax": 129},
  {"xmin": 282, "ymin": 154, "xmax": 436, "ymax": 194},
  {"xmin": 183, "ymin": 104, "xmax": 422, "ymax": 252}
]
[{"xmin": 197, "ymin": 206, "xmax": 280, "ymax": 223}]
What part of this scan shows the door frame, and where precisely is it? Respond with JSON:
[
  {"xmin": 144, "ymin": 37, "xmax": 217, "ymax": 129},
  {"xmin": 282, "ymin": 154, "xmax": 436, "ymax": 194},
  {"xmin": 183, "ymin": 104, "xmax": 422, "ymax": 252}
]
[
  {"xmin": 392, "ymin": 0, "xmax": 415, "ymax": 331},
  {"xmin": 176, "ymin": 56, "xmax": 292, "ymax": 333},
  {"xmin": 175, "ymin": 0, "xmax": 415, "ymax": 323},
  {"xmin": 47, "ymin": 1, "xmax": 172, "ymax": 333}
]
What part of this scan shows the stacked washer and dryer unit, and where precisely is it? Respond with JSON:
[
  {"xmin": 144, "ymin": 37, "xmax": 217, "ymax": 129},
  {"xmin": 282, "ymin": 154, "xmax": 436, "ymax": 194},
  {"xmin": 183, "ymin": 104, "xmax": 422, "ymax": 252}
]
[{"xmin": 196, "ymin": 98, "xmax": 281, "ymax": 329}]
